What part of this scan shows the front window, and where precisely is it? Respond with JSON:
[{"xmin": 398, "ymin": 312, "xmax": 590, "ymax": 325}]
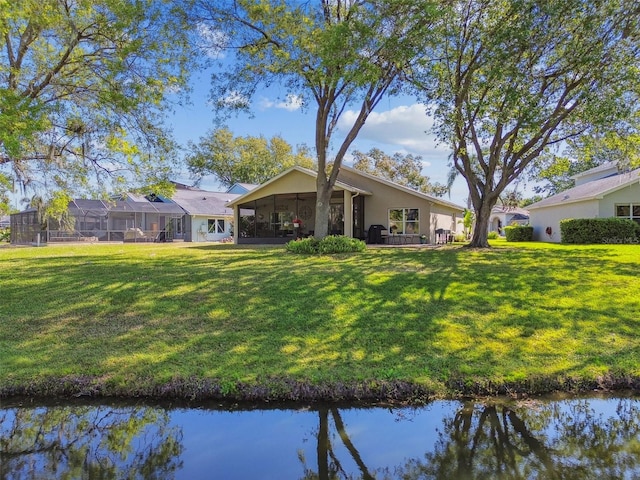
[
  {"xmin": 616, "ymin": 204, "xmax": 640, "ymax": 225},
  {"xmin": 389, "ymin": 208, "xmax": 419, "ymax": 234},
  {"xmin": 208, "ymin": 218, "xmax": 225, "ymax": 234}
]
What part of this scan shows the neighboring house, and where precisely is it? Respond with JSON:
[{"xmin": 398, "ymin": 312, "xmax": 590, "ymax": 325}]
[
  {"xmin": 528, "ymin": 162, "xmax": 640, "ymax": 242},
  {"xmin": 10, "ymin": 183, "xmax": 246, "ymax": 245},
  {"xmin": 226, "ymin": 182, "xmax": 259, "ymax": 195},
  {"xmin": 0, "ymin": 215, "xmax": 9, "ymax": 228},
  {"xmin": 226, "ymin": 165, "xmax": 465, "ymax": 244},
  {"xmin": 170, "ymin": 183, "xmax": 239, "ymax": 242},
  {"xmin": 489, "ymin": 206, "xmax": 530, "ymax": 235},
  {"xmin": 11, "ymin": 193, "xmax": 186, "ymax": 245}
]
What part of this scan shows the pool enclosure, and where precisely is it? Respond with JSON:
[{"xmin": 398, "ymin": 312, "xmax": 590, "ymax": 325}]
[{"xmin": 10, "ymin": 194, "xmax": 186, "ymax": 245}]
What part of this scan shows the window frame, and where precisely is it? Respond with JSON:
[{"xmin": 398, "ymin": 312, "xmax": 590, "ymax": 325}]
[
  {"xmin": 388, "ymin": 208, "xmax": 420, "ymax": 235},
  {"xmin": 207, "ymin": 218, "xmax": 225, "ymax": 234},
  {"xmin": 615, "ymin": 203, "xmax": 640, "ymax": 225}
]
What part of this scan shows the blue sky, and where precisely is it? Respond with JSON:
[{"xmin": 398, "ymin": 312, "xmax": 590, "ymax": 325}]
[{"xmin": 168, "ymin": 71, "xmax": 472, "ymax": 208}]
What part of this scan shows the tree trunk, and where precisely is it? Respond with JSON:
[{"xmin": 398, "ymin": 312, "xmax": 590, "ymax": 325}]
[
  {"xmin": 467, "ymin": 200, "xmax": 494, "ymax": 248},
  {"xmin": 314, "ymin": 182, "xmax": 332, "ymax": 238}
]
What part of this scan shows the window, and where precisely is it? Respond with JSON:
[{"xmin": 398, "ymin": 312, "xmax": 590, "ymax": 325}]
[
  {"xmin": 271, "ymin": 212, "xmax": 293, "ymax": 231},
  {"xmin": 208, "ymin": 218, "xmax": 225, "ymax": 234},
  {"xmin": 389, "ymin": 208, "xmax": 419, "ymax": 234},
  {"xmin": 616, "ymin": 204, "xmax": 640, "ymax": 225}
]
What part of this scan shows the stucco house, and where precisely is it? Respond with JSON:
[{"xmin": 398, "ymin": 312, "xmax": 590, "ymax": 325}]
[
  {"xmin": 528, "ymin": 162, "xmax": 640, "ymax": 242},
  {"xmin": 226, "ymin": 165, "xmax": 464, "ymax": 244},
  {"xmin": 489, "ymin": 205, "xmax": 530, "ymax": 235}
]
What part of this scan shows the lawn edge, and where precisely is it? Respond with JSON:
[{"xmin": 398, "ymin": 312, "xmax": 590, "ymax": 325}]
[{"xmin": 2, "ymin": 373, "xmax": 639, "ymax": 405}]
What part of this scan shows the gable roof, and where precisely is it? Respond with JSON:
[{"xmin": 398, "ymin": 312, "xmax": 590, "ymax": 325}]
[
  {"xmin": 528, "ymin": 168, "xmax": 640, "ymax": 210},
  {"xmin": 225, "ymin": 166, "xmax": 373, "ymax": 207},
  {"xmin": 570, "ymin": 161, "xmax": 618, "ymax": 181},
  {"xmin": 339, "ymin": 165, "xmax": 465, "ymax": 212},
  {"xmin": 171, "ymin": 187, "xmax": 239, "ymax": 216},
  {"xmin": 491, "ymin": 205, "xmax": 529, "ymax": 216},
  {"xmin": 226, "ymin": 182, "xmax": 259, "ymax": 194}
]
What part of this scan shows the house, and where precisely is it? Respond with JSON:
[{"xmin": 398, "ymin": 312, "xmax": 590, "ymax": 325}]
[
  {"xmin": 226, "ymin": 182, "xmax": 259, "ymax": 195},
  {"xmin": 528, "ymin": 162, "xmax": 640, "ymax": 242},
  {"xmin": 0, "ymin": 215, "xmax": 9, "ymax": 228},
  {"xmin": 170, "ymin": 183, "xmax": 240, "ymax": 242},
  {"xmin": 225, "ymin": 165, "xmax": 465, "ymax": 244},
  {"xmin": 10, "ymin": 183, "xmax": 246, "ymax": 244},
  {"xmin": 489, "ymin": 205, "xmax": 530, "ymax": 235}
]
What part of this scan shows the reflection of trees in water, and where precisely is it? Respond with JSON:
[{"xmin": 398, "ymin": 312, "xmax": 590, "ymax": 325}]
[
  {"xmin": 299, "ymin": 407, "xmax": 390, "ymax": 480},
  {"xmin": 403, "ymin": 399, "xmax": 640, "ymax": 480},
  {"xmin": 299, "ymin": 399, "xmax": 640, "ymax": 480},
  {"xmin": 0, "ymin": 404, "xmax": 183, "ymax": 479}
]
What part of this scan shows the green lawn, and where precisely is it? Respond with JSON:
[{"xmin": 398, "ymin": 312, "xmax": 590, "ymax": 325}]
[{"xmin": 1, "ymin": 240, "xmax": 638, "ymax": 400}]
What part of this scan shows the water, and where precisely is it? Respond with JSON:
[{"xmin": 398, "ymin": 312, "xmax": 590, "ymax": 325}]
[{"xmin": 1, "ymin": 394, "xmax": 639, "ymax": 479}]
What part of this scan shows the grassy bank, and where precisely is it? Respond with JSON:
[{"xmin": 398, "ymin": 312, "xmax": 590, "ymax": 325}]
[{"xmin": 1, "ymin": 240, "xmax": 638, "ymax": 402}]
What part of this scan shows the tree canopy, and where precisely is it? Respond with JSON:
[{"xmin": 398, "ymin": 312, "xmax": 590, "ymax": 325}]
[
  {"xmin": 0, "ymin": 0, "xmax": 195, "ymax": 199},
  {"xmin": 187, "ymin": 127, "xmax": 314, "ymax": 187},
  {"xmin": 195, "ymin": 0, "xmax": 440, "ymax": 237},
  {"xmin": 351, "ymin": 147, "xmax": 448, "ymax": 196},
  {"xmin": 415, "ymin": 0, "xmax": 640, "ymax": 247}
]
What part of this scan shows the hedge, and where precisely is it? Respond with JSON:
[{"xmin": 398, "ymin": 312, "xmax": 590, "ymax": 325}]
[
  {"xmin": 560, "ymin": 218, "xmax": 639, "ymax": 244},
  {"xmin": 504, "ymin": 225, "xmax": 533, "ymax": 242},
  {"xmin": 286, "ymin": 235, "xmax": 366, "ymax": 254}
]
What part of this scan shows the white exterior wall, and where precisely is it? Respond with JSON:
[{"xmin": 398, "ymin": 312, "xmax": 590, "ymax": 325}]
[
  {"xmin": 529, "ymin": 200, "xmax": 599, "ymax": 242},
  {"xmin": 598, "ymin": 182, "xmax": 640, "ymax": 217},
  {"xmin": 190, "ymin": 215, "xmax": 233, "ymax": 242}
]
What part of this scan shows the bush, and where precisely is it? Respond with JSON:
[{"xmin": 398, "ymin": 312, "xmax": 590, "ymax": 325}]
[
  {"xmin": 504, "ymin": 225, "xmax": 533, "ymax": 242},
  {"xmin": 560, "ymin": 218, "xmax": 639, "ymax": 244},
  {"xmin": 286, "ymin": 235, "xmax": 366, "ymax": 254},
  {"xmin": 0, "ymin": 228, "xmax": 9, "ymax": 243},
  {"xmin": 487, "ymin": 231, "xmax": 500, "ymax": 240}
]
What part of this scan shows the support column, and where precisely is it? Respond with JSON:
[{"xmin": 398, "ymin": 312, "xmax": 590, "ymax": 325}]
[{"xmin": 343, "ymin": 190, "xmax": 353, "ymax": 238}]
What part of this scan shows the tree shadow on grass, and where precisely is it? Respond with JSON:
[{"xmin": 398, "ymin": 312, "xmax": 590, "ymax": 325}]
[{"xmin": 1, "ymin": 244, "xmax": 638, "ymax": 398}]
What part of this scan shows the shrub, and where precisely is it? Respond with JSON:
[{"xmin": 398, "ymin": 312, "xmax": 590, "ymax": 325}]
[
  {"xmin": 560, "ymin": 218, "xmax": 639, "ymax": 244},
  {"xmin": 504, "ymin": 225, "xmax": 533, "ymax": 242},
  {"xmin": 487, "ymin": 231, "xmax": 499, "ymax": 240},
  {"xmin": 0, "ymin": 228, "xmax": 9, "ymax": 243},
  {"xmin": 454, "ymin": 233, "xmax": 467, "ymax": 242},
  {"xmin": 286, "ymin": 235, "xmax": 366, "ymax": 254},
  {"xmin": 285, "ymin": 236, "xmax": 320, "ymax": 254}
]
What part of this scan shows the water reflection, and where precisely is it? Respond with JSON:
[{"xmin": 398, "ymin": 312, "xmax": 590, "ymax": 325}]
[{"xmin": 1, "ymin": 396, "xmax": 639, "ymax": 479}]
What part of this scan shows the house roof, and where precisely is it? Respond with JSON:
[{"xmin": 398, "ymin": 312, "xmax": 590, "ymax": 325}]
[
  {"xmin": 491, "ymin": 205, "xmax": 530, "ymax": 217},
  {"xmin": 339, "ymin": 165, "xmax": 465, "ymax": 212},
  {"xmin": 226, "ymin": 182, "xmax": 259, "ymax": 194},
  {"xmin": 171, "ymin": 187, "xmax": 239, "ymax": 216},
  {"xmin": 570, "ymin": 161, "xmax": 618, "ymax": 180},
  {"xmin": 225, "ymin": 166, "xmax": 373, "ymax": 207},
  {"xmin": 226, "ymin": 165, "xmax": 465, "ymax": 212},
  {"xmin": 528, "ymin": 168, "xmax": 640, "ymax": 209}
]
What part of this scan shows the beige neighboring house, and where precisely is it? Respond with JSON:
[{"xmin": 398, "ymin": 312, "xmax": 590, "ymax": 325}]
[
  {"xmin": 489, "ymin": 205, "xmax": 530, "ymax": 235},
  {"xmin": 528, "ymin": 162, "xmax": 640, "ymax": 242},
  {"xmin": 226, "ymin": 165, "xmax": 464, "ymax": 245}
]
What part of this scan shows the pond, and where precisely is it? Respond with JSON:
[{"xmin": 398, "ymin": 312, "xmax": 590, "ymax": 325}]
[{"xmin": 1, "ymin": 394, "xmax": 639, "ymax": 479}]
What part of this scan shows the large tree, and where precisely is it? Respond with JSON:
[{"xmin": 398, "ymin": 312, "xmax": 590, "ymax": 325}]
[
  {"xmin": 0, "ymin": 0, "xmax": 195, "ymax": 198},
  {"xmin": 187, "ymin": 127, "xmax": 314, "ymax": 187},
  {"xmin": 195, "ymin": 0, "xmax": 440, "ymax": 238},
  {"xmin": 416, "ymin": 0, "xmax": 640, "ymax": 247},
  {"xmin": 351, "ymin": 147, "xmax": 448, "ymax": 196}
]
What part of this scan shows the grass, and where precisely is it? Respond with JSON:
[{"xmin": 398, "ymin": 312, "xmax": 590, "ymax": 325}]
[{"xmin": 0, "ymin": 239, "xmax": 638, "ymax": 401}]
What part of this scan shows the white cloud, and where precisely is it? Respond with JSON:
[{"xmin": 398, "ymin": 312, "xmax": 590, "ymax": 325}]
[
  {"xmin": 338, "ymin": 103, "xmax": 449, "ymax": 160},
  {"xmin": 259, "ymin": 94, "xmax": 303, "ymax": 112},
  {"xmin": 216, "ymin": 91, "xmax": 250, "ymax": 109},
  {"xmin": 196, "ymin": 23, "xmax": 227, "ymax": 59}
]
